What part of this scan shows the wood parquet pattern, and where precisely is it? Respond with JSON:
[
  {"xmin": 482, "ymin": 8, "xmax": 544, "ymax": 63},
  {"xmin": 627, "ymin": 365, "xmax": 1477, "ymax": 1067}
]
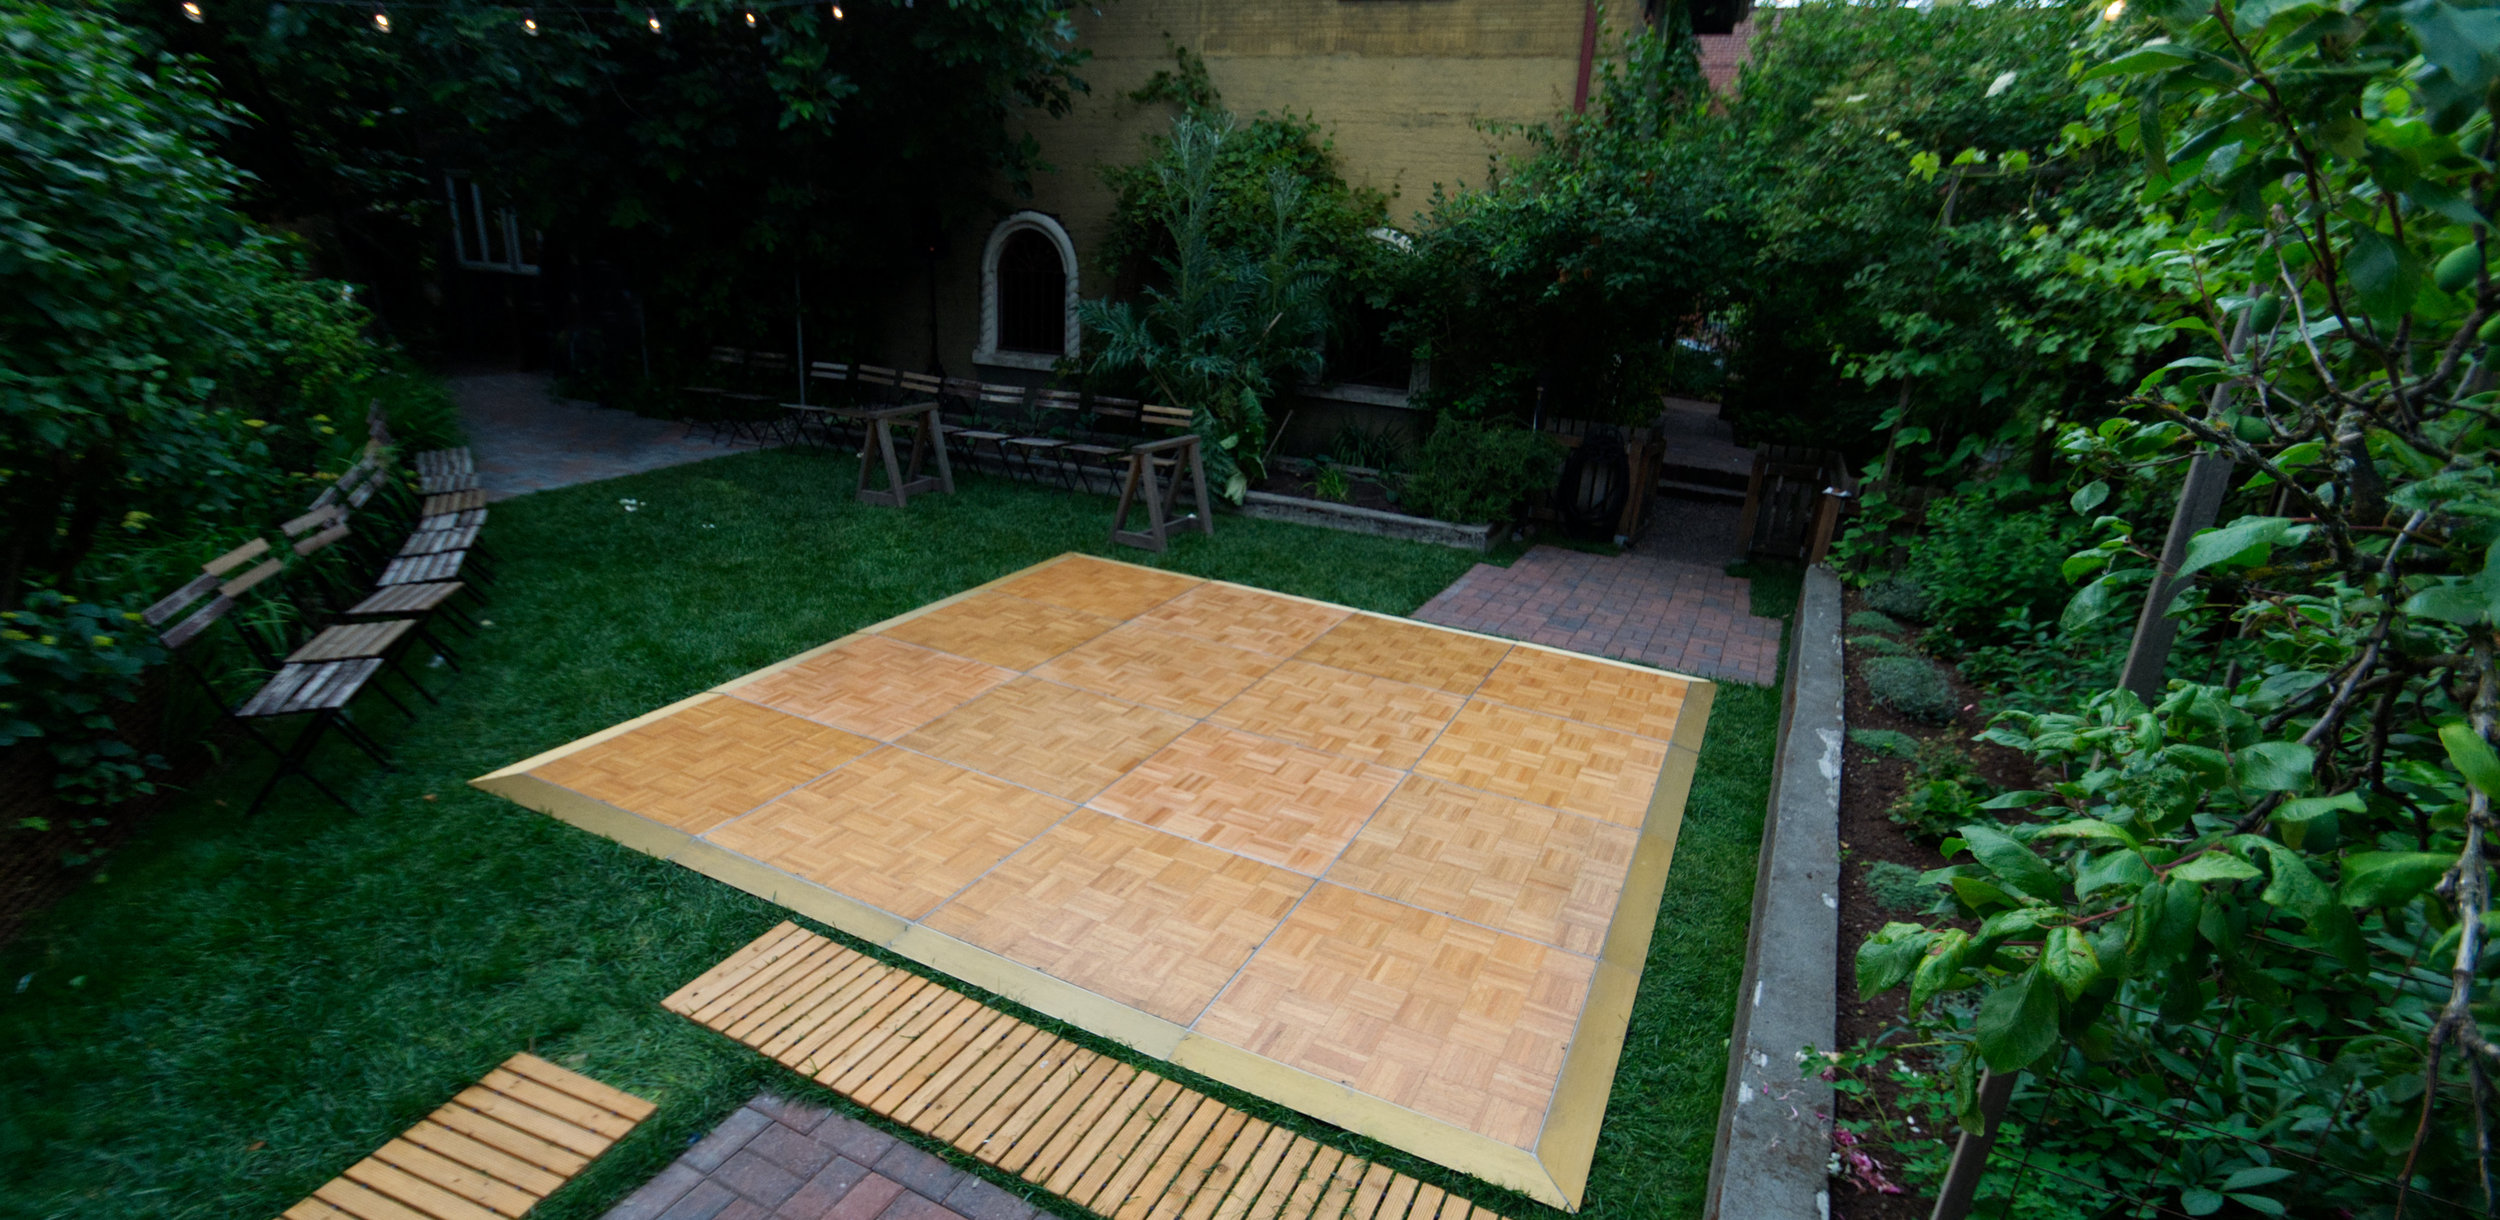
[
  {"xmin": 277, "ymin": 1053, "xmax": 652, "ymax": 1219},
  {"xmin": 667, "ymin": 922, "xmax": 1514, "ymax": 1220},
  {"xmin": 487, "ymin": 554, "xmax": 1714, "ymax": 1205}
]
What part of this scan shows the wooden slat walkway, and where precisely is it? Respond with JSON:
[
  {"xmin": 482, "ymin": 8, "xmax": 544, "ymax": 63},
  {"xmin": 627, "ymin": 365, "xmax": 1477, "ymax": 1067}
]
[
  {"xmin": 278, "ymin": 1053, "xmax": 655, "ymax": 1220},
  {"xmin": 665, "ymin": 922, "xmax": 1508, "ymax": 1220}
]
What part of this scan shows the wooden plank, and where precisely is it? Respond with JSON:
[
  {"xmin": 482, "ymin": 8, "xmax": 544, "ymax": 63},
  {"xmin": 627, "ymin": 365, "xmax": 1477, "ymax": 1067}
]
[
  {"xmin": 825, "ymin": 989, "xmax": 981, "ymax": 1096},
  {"xmin": 1346, "ymin": 1162, "xmax": 1398, "ymax": 1220},
  {"xmin": 856, "ymin": 1002, "xmax": 1010, "ymax": 1115},
  {"xmin": 782, "ymin": 974, "xmax": 934, "ymax": 1078},
  {"xmin": 725, "ymin": 949, "xmax": 879, "ymax": 1048},
  {"xmin": 661, "ymin": 922, "xmax": 810, "ymax": 1014},
  {"xmin": 868, "ymin": 1005, "xmax": 1017, "ymax": 1119},
  {"xmin": 399, "ymin": 1120, "xmax": 568, "ymax": 1196},
  {"xmin": 1112, "ymin": 1100, "xmax": 1236, "ymax": 1220},
  {"xmin": 423, "ymin": 1105, "xmax": 588, "ymax": 1177},
  {"xmin": 958, "ymin": 1047, "xmax": 1101, "ymax": 1161},
  {"xmin": 1172, "ymin": 1121, "xmax": 1283, "ymax": 1220},
  {"xmin": 1200, "ymin": 1127, "xmax": 1304, "ymax": 1220},
  {"xmin": 987, "ymin": 1056, "xmax": 1127, "ymax": 1173},
  {"xmin": 1005, "ymin": 1059, "xmax": 1144, "ymax": 1176},
  {"xmin": 894, "ymin": 1020, "xmax": 1038, "ymax": 1127},
  {"xmin": 1403, "ymin": 1183, "xmax": 1448, "ymax": 1220},
  {"xmin": 339, "ymin": 1158, "xmax": 503, "ymax": 1220},
  {"xmin": 498, "ymin": 1054, "xmax": 656, "ymax": 1122},
  {"xmin": 479, "ymin": 1070, "xmax": 638, "ymax": 1139},
  {"xmin": 1020, "ymin": 1070, "xmax": 1155, "ymax": 1190},
  {"xmin": 1036, "ymin": 1067, "xmax": 1168, "ymax": 1194},
  {"xmin": 1305, "ymin": 1149, "xmax": 1370, "ymax": 1220},
  {"xmin": 1371, "ymin": 1172, "xmax": 1420, "ymax": 1220},
  {"xmin": 708, "ymin": 938, "xmax": 864, "ymax": 1035},
  {"xmin": 309, "ymin": 1180, "xmax": 437, "ymax": 1220},
  {"xmin": 1061, "ymin": 1077, "xmax": 1189, "ymax": 1207},
  {"xmin": 281, "ymin": 1200, "xmax": 350, "ymax": 1219},
  {"xmin": 930, "ymin": 1029, "xmax": 1068, "ymax": 1145},
  {"xmin": 370, "ymin": 1137, "xmax": 540, "ymax": 1216},
  {"xmin": 1235, "ymin": 1137, "xmax": 1324, "ymax": 1220},
  {"xmin": 1269, "ymin": 1146, "xmax": 1344, "ymax": 1220}
]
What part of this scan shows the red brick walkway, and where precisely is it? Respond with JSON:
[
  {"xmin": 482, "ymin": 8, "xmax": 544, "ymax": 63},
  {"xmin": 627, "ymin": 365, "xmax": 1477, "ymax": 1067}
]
[
  {"xmin": 601, "ymin": 1093, "xmax": 1039, "ymax": 1220},
  {"xmin": 1413, "ymin": 546, "xmax": 1783, "ymax": 687}
]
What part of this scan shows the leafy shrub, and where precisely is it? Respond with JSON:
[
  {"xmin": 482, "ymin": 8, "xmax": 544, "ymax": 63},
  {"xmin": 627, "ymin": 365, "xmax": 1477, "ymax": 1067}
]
[
  {"xmin": 1862, "ymin": 655, "xmax": 1956, "ymax": 723},
  {"xmin": 1894, "ymin": 480, "xmax": 2089, "ymax": 644},
  {"xmin": 1886, "ymin": 741, "xmax": 1992, "ymax": 841},
  {"xmin": 1848, "ymin": 634, "xmax": 1914, "ymax": 657},
  {"xmin": 1847, "ymin": 610, "xmax": 1908, "ymax": 636},
  {"xmin": 1864, "ymin": 579, "xmax": 1932, "ymax": 622},
  {"xmin": 1848, "ymin": 728, "xmax": 1920, "ymax": 760},
  {"xmin": 1864, "ymin": 860, "xmax": 1939, "ymax": 912},
  {"xmin": 0, "ymin": 593, "xmax": 167, "ymax": 805},
  {"xmin": 1400, "ymin": 419, "xmax": 1563, "ymax": 524}
]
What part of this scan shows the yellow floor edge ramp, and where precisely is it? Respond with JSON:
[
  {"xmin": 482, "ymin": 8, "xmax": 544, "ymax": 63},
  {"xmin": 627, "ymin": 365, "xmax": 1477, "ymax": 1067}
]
[
  {"xmin": 277, "ymin": 1053, "xmax": 656, "ymax": 1219},
  {"xmin": 666, "ymin": 921, "xmax": 1513, "ymax": 1220}
]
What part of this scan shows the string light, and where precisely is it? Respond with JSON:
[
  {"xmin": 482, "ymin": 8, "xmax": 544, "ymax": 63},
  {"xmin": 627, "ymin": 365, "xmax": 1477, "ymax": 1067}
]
[
  {"xmin": 181, "ymin": 0, "xmax": 204, "ymax": 21},
  {"xmin": 372, "ymin": 5, "xmax": 390, "ymax": 30},
  {"xmin": 743, "ymin": 8, "xmax": 756, "ymax": 25},
  {"xmin": 830, "ymin": 3, "xmax": 842, "ymax": 17},
  {"xmin": 645, "ymin": 7, "xmax": 659, "ymax": 30},
  {"xmin": 521, "ymin": 7, "xmax": 536, "ymax": 32}
]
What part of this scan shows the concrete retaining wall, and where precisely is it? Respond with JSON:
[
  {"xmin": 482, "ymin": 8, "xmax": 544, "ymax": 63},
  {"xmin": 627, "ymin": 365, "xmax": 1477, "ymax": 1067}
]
[
  {"xmin": 1704, "ymin": 565, "xmax": 1842, "ymax": 1220},
  {"xmin": 1235, "ymin": 491, "xmax": 1494, "ymax": 551}
]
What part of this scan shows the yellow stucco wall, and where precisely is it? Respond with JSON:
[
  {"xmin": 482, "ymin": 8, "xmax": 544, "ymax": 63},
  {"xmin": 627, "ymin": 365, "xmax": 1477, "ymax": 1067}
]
[{"xmin": 880, "ymin": 0, "xmax": 1640, "ymax": 379}]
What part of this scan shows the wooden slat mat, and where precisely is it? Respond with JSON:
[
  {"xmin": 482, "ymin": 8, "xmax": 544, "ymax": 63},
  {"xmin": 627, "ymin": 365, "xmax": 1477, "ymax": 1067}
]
[
  {"xmin": 278, "ymin": 1053, "xmax": 655, "ymax": 1219},
  {"xmin": 667, "ymin": 921, "xmax": 1507, "ymax": 1220}
]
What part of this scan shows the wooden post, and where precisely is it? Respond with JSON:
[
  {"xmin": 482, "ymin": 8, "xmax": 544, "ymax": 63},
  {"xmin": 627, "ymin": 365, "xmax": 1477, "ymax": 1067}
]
[
  {"xmin": 1736, "ymin": 450, "xmax": 1766, "ymax": 555},
  {"xmin": 1929, "ymin": 1068, "xmax": 2020, "ymax": 1220},
  {"xmin": 2117, "ymin": 452, "xmax": 2234, "ymax": 702}
]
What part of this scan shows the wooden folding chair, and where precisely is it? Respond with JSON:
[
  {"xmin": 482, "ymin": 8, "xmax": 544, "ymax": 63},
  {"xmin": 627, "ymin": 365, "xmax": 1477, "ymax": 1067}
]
[
  {"xmin": 721, "ymin": 351, "xmax": 795, "ymax": 443},
  {"xmin": 783, "ymin": 361, "xmax": 854, "ymax": 448},
  {"xmin": 683, "ymin": 346, "xmax": 747, "ymax": 439},
  {"xmin": 144, "ymin": 541, "xmax": 400, "ymax": 814}
]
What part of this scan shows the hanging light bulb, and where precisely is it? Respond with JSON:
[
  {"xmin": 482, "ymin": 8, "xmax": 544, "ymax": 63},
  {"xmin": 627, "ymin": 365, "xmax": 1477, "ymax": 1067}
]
[
  {"xmin": 743, "ymin": 9, "xmax": 756, "ymax": 26},
  {"xmin": 371, "ymin": 5, "xmax": 390, "ymax": 31},
  {"xmin": 646, "ymin": 7, "xmax": 661, "ymax": 31},
  {"xmin": 180, "ymin": 0, "xmax": 204, "ymax": 22},
  {"xmin": 521, "ymin": 7, "xmax": 537, "ymax": 33},
  {"xmin": 830, "ymin": 3, "xmax": 843, "ymax": 18}
]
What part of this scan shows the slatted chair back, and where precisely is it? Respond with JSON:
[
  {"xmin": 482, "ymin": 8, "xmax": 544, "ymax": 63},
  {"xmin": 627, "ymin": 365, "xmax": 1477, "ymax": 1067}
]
[
  {"xmin": 1034, "ymin": 387, "xmax": 1084, "ymax": 420},
  {"xmin": 853, "ymin": 364, "xmax": 900, "ymax": 404},
  {"xmin": 976, "ymin": 381, "xmax": 1031, "ymax": 416},
  {"xmin": 742, "ymin": 350, "xmax": 795, "ymax": 394},
  {"xmin": 366, "ymin": 396, "xmax": 391, "ymax": 448},
  {"xmin": 1141, "ymin": 402, "xmax": 1193, "ymax": 433},
  {"xmin": 897, "ymin": 370, "xmax": 944, "ymax": 403},
  {"xmin": 807, "ymin": 361, "xmax": 853, "ymax": 398},
  {"xmin": 145, "ymin": 539, "xmax": 284, "ymax": 652},
  {"xmin": 1090, "ymin": 394, "xmax": 1143, "ymax": 429},
  {"xmin": 698, "ymin": 346, "xmax": 746, "ymax": 382},
  {"xmin": 283, "ymin": 505, "xmax": 352, "ymax": 558}
]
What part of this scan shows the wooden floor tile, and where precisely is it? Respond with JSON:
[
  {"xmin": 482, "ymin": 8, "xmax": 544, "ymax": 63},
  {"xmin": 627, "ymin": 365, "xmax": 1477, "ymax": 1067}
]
[
  {"xmin": 1197, "ymin": 884, "xmax": 1595, "ymax": 1152},
  {"xmin": 995, "ymin": 555, "xmax": 1202, "ymax": 619},
  {"xmin": 1473, "ymin": 649, "xmax": 1690, "ymax": 741},
  {"xmin": 1325, "ymin": 776, "xmax": 1636, "ymax": 955},
  {"xmin": 902, "ymin": 677, "xmax": 1194, "ymax": 802},
  {"xmin": 530, "ymin": 697, "xmax": 877, "ymax": 833},
  {"xmin": 1414, "ymin": 699, "xmax": 1667, "ymax": 828},
  {"xmin": 925, "ymin": 811, "xmax": 1311, "ymax": 1023},
  {"xmin": 1089, "ymin": 724, "xmax": 1400, "ymax": 876},
  {"xmin": 1133, "ymin": 583, "xmax": 1350, "ymax": 658},
  {"xmin": 1211, "ymin": 661, "xmax": 1465, "ymax": 770},
  {"xmin": 879, "ymin": 591, "xmax": 1125, "ymax": 670},
  {"xmin": 1035, "ymin": 624, "xmax": 1281, "ymax": 718},
  {"xmin": 729, "ymin": 634, "xmax": 1016, "ymax": 740},
  {"xmin": 703, "ymin": 749, "xmax": 1073, "ymax": 919},
  {"xmin": 1292, "ymin": 614, "xmax": 1511, "ymax": 696}
]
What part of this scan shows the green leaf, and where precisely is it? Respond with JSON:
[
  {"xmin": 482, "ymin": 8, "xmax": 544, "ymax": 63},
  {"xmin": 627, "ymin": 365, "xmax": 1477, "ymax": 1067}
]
[
  {"xmin": 2069, "ymin": 480, "xmax": 2110, "ymax": 514},
  {"xmin": 2062, "ymin": 573, "xmax": 2119, "ymax": 632},
  {"xmin": 1973, "ymin": 968, "xmax": 2062, "ymax": 1071},
  {"xmin": 1910, "ymin": 929, "xmax": 1973, "ymax": 1010},
  {"xmin": 2077, "ymin": 848, "xmax": 2155, "ymax": 899},
  {"xmin": 1962, "ymin": 824, "xmax": 2064, "ymax": 900},
  {"xmin": 2234, "ymin": 740, "xmax": 2315, "ymax": 791},
  {"xmin": 2346, "ymin": 228, "xmax": 2422, "ymax": 321},
  {"xmin": 2181, "ymin": 1188, "xmax": 2225, "ymax": 1216},
  {"xmin": 2340, "ymin": 851, "xmax": 2452, "ymax": 907},
  {"xmin": 2222, "ymin": 1167, "xmax": 2296, "ymax": 1191},
  {"xmin": 2227, "ymin": 1194, "xmax": 2288, "ymax": 1216},
  {"xmin": 1856, "ymin": 922, "xmax": 1934, "ymax": 996},
  {"xmin": 2084, "ymin": 41, "xmax": 2203, "ymax": 79},
  {"xmin": 2034, "ymin": 818, "xmax": 2140, "ymax": 846},
  {"xmin": 2040, "ymin": 926, "xmax": 2101, "ymax": 1000},
  {"xmin": 2249, "ymin": 839, "xmax": 2333, "ymax": 918},
  {"xmin": 2171, "ymin": 852, "xmax": 2264, "ymax": 883},
  {"xmin": 1951, "ymin": 874, "xmax": 2023, "ymax": 912},
  {"xmin": 2176, "ymin": 517, "xmax": 2293, "ymax": 581},
  {"xmin": 2441, "ymin": 722, "xmax": 2500, "ymax": 795}
]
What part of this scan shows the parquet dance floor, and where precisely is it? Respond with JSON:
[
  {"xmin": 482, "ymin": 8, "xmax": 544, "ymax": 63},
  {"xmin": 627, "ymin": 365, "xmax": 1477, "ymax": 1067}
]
[{"xmin": 475, "ymin": 555, "xmax": 1712, "ymax": 1210}]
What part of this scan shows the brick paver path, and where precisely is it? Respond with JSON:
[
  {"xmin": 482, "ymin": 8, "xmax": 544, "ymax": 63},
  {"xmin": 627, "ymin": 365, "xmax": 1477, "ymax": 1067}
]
[
  {"xmin": 1414, "ymin": 544, "xmax": 1783, "ymax": 687},
  {"xmin": 602, "ymin": 1093, "xmax": 1042, "ymax": 1220},
  {"xmin": 454, "ymin": 371, "xmax": 762, "ymax": 500}
]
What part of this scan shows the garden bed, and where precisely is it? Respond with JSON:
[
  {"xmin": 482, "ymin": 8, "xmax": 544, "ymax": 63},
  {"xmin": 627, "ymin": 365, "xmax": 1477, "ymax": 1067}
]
[{"xmin": 1828, "ymin": 589, "xmax": 2042, "ymax": 1220}]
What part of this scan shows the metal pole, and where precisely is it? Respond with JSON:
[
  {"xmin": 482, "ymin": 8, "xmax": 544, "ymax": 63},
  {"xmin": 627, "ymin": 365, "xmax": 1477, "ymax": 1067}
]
[
  {"xmin": 1929, "ymin": 1068, "xmax": 2020, "ymax": 1220},
  {"xmin": 795, "ymin": 269, "xmax": 807, "ymax": 407}
]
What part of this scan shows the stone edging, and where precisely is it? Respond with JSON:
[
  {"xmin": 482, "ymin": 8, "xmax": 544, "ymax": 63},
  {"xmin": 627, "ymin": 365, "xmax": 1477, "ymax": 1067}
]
[
  {"xmin": 1704, "ymin": 564, "xmax": 1842, "ymax": 1220},
  {"xmin": 1234, "ymin": 491, "xmax": 1494, "ymax": 551}
]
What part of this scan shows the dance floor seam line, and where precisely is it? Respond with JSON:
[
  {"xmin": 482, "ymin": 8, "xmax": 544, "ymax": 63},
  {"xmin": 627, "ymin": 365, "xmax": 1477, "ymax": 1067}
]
[{"xmin": 476, "ymin": 553, "xmax": 1714, "ymax": 1210}]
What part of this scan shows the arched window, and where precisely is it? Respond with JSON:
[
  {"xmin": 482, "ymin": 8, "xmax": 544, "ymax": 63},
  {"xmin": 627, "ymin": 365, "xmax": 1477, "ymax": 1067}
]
[{"xmin": 976, "ymin": 212, "xmax": 1079, "ymax": 371}]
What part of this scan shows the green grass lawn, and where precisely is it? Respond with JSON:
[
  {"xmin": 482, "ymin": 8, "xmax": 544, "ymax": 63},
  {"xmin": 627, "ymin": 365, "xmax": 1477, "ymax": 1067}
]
[{"xmin": 0, "ymin": 448, "xmax": 1785, "ymax": 1220}]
